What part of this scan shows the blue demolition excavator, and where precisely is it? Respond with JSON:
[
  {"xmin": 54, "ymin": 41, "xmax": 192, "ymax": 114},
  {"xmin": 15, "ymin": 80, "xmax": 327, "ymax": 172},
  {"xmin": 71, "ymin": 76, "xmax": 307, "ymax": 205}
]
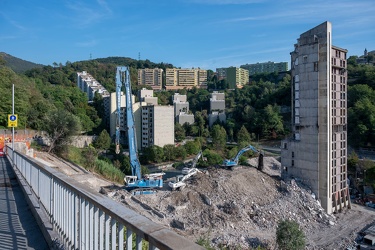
[{"xmin": 115, "ymin": 66, "xmax": 164, "ymax": 194}]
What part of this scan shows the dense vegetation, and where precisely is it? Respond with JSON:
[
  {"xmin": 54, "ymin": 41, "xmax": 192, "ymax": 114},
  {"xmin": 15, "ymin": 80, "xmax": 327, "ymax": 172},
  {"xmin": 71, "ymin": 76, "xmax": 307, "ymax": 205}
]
[
  {"xmin": 1, "ymin": 53, "xmax": 375, "ymax": 184},
  {"xmin": 0, "ymin": 52, "xmax": 44, "ymax": 73}
]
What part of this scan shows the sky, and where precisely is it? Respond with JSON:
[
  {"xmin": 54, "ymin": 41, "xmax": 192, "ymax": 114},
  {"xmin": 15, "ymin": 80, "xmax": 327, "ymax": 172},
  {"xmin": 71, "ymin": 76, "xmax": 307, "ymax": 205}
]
[{"xmin": 1, "ymin": 0, "xmax": 374, "ymax": 71}]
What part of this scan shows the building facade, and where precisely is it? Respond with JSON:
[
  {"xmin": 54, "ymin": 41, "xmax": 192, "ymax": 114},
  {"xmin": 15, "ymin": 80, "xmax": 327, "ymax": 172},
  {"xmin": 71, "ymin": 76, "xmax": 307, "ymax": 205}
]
[
  {"xmin": 165, "ymin": 68, "xmax": 207, "ymax": 90},
  {"xmin": 77, "ymin": 71, "xmax": 111, "ymax": 128},
  {"xmin": 172, "ymin": 93, "xmax": 194, "ymax": 125},
  {"xmin": 141, "ymin": 105, "xmax": 174, "ymax": 149},
  {"xmin": 137, "ymin": 68, "xmax": 163, "ymax": 90},
  {"xmin": 240, "ymin": 61, "xmax": 288, "ymax": 75},
  {"xmin": 208, "ymin": 91, "xmax": 226, "ymax": 127},
  {"xmin": 77, "ymin": 71, "xmax": 110, "ymax": 101},
  {"xmin": 281, "ymin": 21, "xmax": 350, "ymax": 214},
  {"xmin": 139, "ymin": 88, "xmax": 158, "ymax": 106},
  {"xmin": 216, "ymin": 67, "xmax": 249, "ymax": 89}
]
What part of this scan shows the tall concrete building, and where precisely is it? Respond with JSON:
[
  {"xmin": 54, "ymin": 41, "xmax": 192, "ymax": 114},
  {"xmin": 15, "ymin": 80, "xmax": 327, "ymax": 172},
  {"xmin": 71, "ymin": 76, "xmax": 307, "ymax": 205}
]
[
  {"xmin": 165, "ymin": 68, "xmax": 207, "ymax": 90},
  {"xmin": 109, "ymin": 88, "xmax": 174, "ymax": 151},
  {"xmin": 137, "ymin": 68, "xmax": 163, "ymax": 90},
  {"xmin": 109, "ymin": 92, "xmax": 143, "ymax": 151},
  {"xmin": 140, "ymin": 105, "xmax": 174, "ymax": 149},
  {"xmin": 172, "ymin": 93, "xmax": 194, "ymax": 125},
  {"xmin": 208, "ymin": 91, "xmax": 226, "ymax": 127},
  {"xmin": 281, "ymin": 21, "xmax": 350, "ymax": 214},
  {"xmin": 215, "ymin": 67, "xmax": 249, "ymax": 89},
  {"xmin": 240, "ymin": 61, "xmax": 288, "ymax": 75}
]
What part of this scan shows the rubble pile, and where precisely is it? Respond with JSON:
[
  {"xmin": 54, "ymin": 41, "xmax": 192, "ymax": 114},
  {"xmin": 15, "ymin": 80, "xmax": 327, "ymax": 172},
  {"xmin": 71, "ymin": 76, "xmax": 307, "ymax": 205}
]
[{"xmin": 104, "ymin": 157, "xmax": 374, "ymax": 249}]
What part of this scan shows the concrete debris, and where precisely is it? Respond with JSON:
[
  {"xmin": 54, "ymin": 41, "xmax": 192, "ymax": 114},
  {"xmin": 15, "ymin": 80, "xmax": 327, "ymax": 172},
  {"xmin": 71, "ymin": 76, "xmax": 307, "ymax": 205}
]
[{"xmin": 102, "ymin": 156, "xmax": 375, "ymax": 249}]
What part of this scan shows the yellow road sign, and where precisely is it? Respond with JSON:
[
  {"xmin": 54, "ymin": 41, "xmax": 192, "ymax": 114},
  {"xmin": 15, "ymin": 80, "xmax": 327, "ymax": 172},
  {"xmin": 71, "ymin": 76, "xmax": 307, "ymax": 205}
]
[{"xmin": 8, "ymin": 114, "xmax": 18, "ymax": 127}]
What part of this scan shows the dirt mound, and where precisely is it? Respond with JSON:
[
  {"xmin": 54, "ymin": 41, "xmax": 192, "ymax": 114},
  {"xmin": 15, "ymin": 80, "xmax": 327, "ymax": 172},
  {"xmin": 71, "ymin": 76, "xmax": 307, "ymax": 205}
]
[{"xmin": 106, "ymin": 157, "xmax": 375, "ymax": 249}]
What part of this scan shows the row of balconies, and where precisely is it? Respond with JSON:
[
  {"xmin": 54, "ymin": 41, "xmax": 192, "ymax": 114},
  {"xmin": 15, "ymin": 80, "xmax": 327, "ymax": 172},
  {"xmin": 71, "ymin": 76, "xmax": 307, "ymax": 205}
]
[
  {"xmin": 332, "ymin": 164, "xmax": 347, "ymax": 176},
  {"xmin": 331, "ymin": 83, "xmax": 346, "ymax": 92},
  {"xmin": 332, "ymin": 117, "xmax": 347, "ymax": 125},
  {"xmin": 331, "ymin": 58, "xmax": 346, "ymax": 68},
  {"xmin": 332, "ymin": 181, "xmax": 347, "ymax": 193}
]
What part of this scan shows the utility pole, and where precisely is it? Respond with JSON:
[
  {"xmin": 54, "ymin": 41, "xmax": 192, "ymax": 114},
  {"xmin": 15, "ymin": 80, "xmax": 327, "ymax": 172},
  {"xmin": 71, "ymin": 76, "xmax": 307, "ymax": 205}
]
[{"xmin": 12, "ymin": 84, "xmax": 14, "ymax": 163}]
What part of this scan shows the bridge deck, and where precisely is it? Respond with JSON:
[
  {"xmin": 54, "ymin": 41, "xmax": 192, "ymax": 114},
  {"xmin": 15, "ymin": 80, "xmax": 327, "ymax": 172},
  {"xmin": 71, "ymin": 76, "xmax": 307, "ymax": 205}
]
[{"xmin": 0, "ymin": 157, "xmax": 48, "ymax": 250}]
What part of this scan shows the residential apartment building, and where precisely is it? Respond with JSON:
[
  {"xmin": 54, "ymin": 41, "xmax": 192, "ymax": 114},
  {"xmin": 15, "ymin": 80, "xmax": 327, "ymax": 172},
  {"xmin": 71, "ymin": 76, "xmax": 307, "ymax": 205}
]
[
  {"xmin": 77, "ymin": 71, "xmax": 110, "ymax": 128},
  {"xmin": 281, "ymin": 21, "xmax": 350, "ymax": 214},
  {"xmin": 172, "ymin": 93, "xmax": 194, "ymax": 125},
  {"xmin": 77, "ymin": 71, "xmax": 110, "ymax": 101},
  {"xmin": 109, "ymin": 92, "xmax": 143, "ymax": 151},
  {"xmin": 140, "ymin": 105, "xmax": 174, "ymax": 149},
  {"xmin": 208, "ymin": 91, "xmax": 226, "ymax": 127},
  {"xmin": 139, "ymin": 88, "xmax": 158, "ymax": 106},
  {"xmin": 240, "ymin": 61, "xmax": 288, "ymax": 75},
  {"xmin": 165, "ymin": 68, "xmax": 207, "ymax": 90},
  {"xmin": 137, "ymin": 68, "xmax": 163, "ymax": 90},
  {"xmin": 215, "ymin": 67, "xmax": 249, "ymax": 89},
  {"xmin": 110, "ymin": 89, "xmax": 174, "ymax": 151}
]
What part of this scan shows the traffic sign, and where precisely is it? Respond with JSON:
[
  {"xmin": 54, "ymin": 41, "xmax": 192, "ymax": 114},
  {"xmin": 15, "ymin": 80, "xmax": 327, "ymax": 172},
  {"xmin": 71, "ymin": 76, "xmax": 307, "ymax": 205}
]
[{"xmin": 8, "ymin": 114, "xmax": 18, "ymax": 127}]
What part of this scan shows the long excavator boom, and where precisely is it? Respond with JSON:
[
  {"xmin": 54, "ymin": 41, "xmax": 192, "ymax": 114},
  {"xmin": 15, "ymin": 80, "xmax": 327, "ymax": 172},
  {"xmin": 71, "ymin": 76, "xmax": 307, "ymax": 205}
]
[
  {"xmin": 115, "ymin": 66, "xmax": 164, "ymax": 193},
  {"xmin": 222, "ymin": 144, "xmax": 263, "ymax": 170}
]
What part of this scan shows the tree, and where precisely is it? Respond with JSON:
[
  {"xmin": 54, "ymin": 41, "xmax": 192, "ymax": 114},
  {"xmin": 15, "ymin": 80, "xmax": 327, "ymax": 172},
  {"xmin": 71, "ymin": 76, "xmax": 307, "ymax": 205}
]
[
  {"xmin": 93, "ymin": 129, "xmax": 111, "ymax": 150},
  {"xmin": 184, "ymin": 140, "xmax": 201, "ymax": 155},
  {"xmin": 260, "ymin": 104, "xmax": 284, "ymax": 138},
  {"xmin": 210, "ymin": 124, "xmax": 227, "ymax": 151},
  {"xmin": 82, "ymin": 145, "xmax": 98, "ymax": 169},
  {"xmin": 276, "ymin": 220, "xmax": 305, "ymax": 250},
  {"xmin": 163, "ymin": 144, "xmax": 176, "ymax": 162},
  {"xmin": 348, "ymin": 98, "xmax": 375, "ymax": 147},
  {"xmin": 237, "ymin": 125, "xmax": 251, "ymax": 145},
  {"xmin": 175, "ymin": 123, "xmax": 186, "ymax": 142},
  {"xmin": 43, "ymin": 109, "xmax": 82, "ymax": 153},
  {"xmin": 174, "ymin": 146, "xmax": 187, "ymax": 160},
  {"xmin": 143, "ymin": 145, "xmax": 164, "ymax": 163}
]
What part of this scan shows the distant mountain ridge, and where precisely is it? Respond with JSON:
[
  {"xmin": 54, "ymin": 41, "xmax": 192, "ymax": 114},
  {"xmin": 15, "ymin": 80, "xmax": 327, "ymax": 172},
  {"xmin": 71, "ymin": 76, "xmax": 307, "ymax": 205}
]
[{"xmin": 0, "ymin": 52, "xmax": 44, "ymax": 73}]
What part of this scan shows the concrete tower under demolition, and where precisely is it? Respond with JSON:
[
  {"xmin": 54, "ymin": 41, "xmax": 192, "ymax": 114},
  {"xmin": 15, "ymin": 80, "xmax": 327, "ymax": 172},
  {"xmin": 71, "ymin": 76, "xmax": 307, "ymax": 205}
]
[{"xmin": 281, "ymin": 21, "xmax": 350, "ymax": 214}]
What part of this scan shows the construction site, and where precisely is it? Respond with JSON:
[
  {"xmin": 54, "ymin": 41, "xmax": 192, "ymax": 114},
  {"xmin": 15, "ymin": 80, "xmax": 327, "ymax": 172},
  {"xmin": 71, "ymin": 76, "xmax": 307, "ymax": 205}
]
[{"xmin": 32, "ymin": 150, "xmax": 375, "ymax": 250}]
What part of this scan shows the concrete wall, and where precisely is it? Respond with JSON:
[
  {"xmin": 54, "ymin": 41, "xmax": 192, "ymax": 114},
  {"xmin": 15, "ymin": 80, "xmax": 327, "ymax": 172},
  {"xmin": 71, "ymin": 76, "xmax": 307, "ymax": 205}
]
[{"xmin": 281, "ymin": 22, "xmax": 337, "ymax": 214}]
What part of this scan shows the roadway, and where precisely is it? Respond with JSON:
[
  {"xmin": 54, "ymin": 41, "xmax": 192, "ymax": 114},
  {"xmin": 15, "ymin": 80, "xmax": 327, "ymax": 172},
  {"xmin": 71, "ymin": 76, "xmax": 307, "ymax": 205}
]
[{"xmin": 0, "ymin": 156, "xmax": 48, "ymax": 250}]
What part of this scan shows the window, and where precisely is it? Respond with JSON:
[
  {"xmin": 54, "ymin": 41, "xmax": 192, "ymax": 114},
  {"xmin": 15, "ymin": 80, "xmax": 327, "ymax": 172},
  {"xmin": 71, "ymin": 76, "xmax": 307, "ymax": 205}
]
[
  {"xmin": 314, "ymin": 62, "xmax": 318, "ymax": 71},
  {"xmin": 292, "ymin": 160, "xmax": 294, "ymax": 166},
  {"xmin": 292, "ymin": 151, "xmax": 294, "ymax": 157}
]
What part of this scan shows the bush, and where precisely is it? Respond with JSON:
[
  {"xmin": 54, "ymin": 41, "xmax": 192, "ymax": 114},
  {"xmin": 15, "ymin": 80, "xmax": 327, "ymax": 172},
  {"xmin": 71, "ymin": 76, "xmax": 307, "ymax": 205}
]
[
  {"xmin": 95, "ymin": 159, "xmax": 125, "ymax": 184},
  {"xmin": 276, "ymin": 220, "xmax": 305, "ymax": 250}
]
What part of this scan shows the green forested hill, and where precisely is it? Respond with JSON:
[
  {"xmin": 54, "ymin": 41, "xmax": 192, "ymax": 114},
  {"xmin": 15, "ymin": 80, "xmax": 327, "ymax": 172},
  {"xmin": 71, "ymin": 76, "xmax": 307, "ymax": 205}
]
[
  {"xmin": 0, "ymin": 52, "xmax": 44, "ymax": 73},
  {"xmin": 1, "ymin": 53, "xmax": 375, "ymax": 148}
]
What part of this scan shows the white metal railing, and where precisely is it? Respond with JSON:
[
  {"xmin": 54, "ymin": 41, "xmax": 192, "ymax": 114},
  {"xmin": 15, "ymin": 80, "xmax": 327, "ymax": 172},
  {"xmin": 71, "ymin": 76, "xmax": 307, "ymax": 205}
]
[{"xmin": 6, "ymin": 146, "xmax": 202, "ymax": 250}]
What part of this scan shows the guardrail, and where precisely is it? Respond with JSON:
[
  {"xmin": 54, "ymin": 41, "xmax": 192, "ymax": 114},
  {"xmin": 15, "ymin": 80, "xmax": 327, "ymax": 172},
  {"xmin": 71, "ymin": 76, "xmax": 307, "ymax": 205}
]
[{"xmin": 5, "ymin": 146, "xmax": 202, "ymax": 250}]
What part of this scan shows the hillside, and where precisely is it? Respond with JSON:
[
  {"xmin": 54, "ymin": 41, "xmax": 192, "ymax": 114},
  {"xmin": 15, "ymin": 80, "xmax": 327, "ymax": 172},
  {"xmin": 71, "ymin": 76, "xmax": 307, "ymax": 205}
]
[{"xmin": 0, "ymin": 52, "xmax": 44, "ymax": 73}]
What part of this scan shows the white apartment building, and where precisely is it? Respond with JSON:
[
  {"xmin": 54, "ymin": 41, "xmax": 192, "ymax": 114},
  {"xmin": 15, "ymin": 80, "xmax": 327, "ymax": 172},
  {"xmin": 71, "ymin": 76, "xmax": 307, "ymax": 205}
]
[
  {"xmin": 137, "ymin": 68, "xmax": 163, "ymax": 90},
  {"xmin": 77, "ymin": 71, "xmax": 110, "ymax": 101},
  {"xmin": 208, "ymin": 91, "xmax": 226, "ymax": 127},
  {"xmin": 172, "ymin": 93, "xmax": 194, "ymax": 125},
  {"xmin": 110, "ymin": 89, "xmax": 174, "ymax": 151},
  {"xmin": 281, "ymin": 21, "xmax": 350, "ymax": 214},
  {"xmin": 141, "ymin": 105, "xmax": 174, "ymax": 149},
  {"xmin": 139, "ymin": 88, "xmax": 158, "ymax": 106},
  {"xmin": 77, "ymin": 71, "xmax": 111, "ymax": 128}
]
